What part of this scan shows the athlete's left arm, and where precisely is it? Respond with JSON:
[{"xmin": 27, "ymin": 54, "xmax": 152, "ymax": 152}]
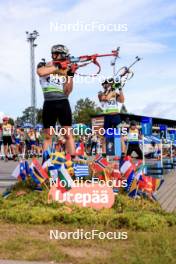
[
  {"xmin": 138, "ymin": 129, "xmax": 142, "ymax": 140},
  {"xmin": 64, "ymin": 76, "xmax": 73, "ymax": 96},
  {"xmin": 117, "ymin": 90, "xmax": 125, "ymax": 103}
]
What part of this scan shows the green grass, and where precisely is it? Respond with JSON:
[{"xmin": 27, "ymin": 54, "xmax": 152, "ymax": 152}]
[
  {"xmin": 0, "ymin": 222, "xmax": 176, "ymax": 264},
  {"xmin": 0, "ymin": 182, "xmax": 176, "ymax": 263},
  {"xmin": 0, "ymin": 182, "xmax": 176, "ymax": 231}
]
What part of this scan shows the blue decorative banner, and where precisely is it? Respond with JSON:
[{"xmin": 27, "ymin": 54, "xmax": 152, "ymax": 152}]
[
  {"xmin": 169, "ymin": 130, "xmax": 175, "ymax": 141},
  {"xmin": 106, "ymin": 137, "xmax": 115, "ymax": 156},
  {"xmin": 159, "ymin": 125, "xmax": 167, "ymax": 139},
  {"xmin": 141, "ymin": 117, "xmax": 152, "ymax": 136}
]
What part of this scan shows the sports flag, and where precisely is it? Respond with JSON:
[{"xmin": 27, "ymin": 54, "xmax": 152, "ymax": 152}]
[
  {"xmin": 74, "ymin": 163, "xmax": 89, "ymax": 178},
  {"xmin": 120, "ymin": 158, "xmax": 134, "ymax": 179},
  {"xmin": 19, "ymin": 161, "xmax": 27, "ymax": 181},
  {"xmin": 29, "ymin": 167, "xmax": 41, "ymax": 185},
  {"xmin": 12, "ymin": 161, "xmax": 30, "ymax": 181},
  {"xmin": 138, "ymin": 175, "xmax": 153, "ymax": 194},
  {"xmin": 50, "ymin": 152, "xmax": 66, "ymax": 166},
  {"xmin": 57, "ymin": 164, "xmax": 74, "ymax": 193},
  {"xmin": 30, "ymin": 161, "xmax": 47, "ymax": 185},
  {"xmin": 128, "ymin": 165, "xmax": 144, "ymax": 197},
  {"xmin": 11, "ymin": 164, "xmax": 20, "ymax": 179},
  {"xmin": 32, "ymin": 158, "xmax": 49, "ymax": 179},
  {"xmin": 42, "ymin": 150, "xmax": 50, "ymax": 164},
  {"xmin": 92, "ymin": 154, "xmax": 108, "ymax": 172},
  {"xmin": 75, "ymin": 142, "xmax": 85, "ymax": 156},
  {"xmin": 48, "ymin": 165, "xmax": 58, "ymax": 181},
  {"xmin": 125, "ymin": 171, "xmax": 135, "ymax": 192}
]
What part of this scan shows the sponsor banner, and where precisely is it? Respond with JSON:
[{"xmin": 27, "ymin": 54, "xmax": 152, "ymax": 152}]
[{"xmin": 48, "ymin": 183, "xmax": 115, "ymax": 209}]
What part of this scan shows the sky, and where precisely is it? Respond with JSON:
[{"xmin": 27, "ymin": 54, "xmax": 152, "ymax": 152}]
[{"xmin": 0, "ymin": 0, "xmax": 176, "ymax": 120}]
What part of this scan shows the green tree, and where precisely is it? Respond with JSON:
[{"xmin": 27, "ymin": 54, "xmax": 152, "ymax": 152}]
[
  {"xmin": 8, "ymin": 118, "xmax": 14, "ymax": 125},
  {"xmin": 36, "ymin": 108, "xmax": 43, "ymax": 124},
  {"xmin": 16, "ymin": 107, "xmax": 43, "ymax": 125},
  {"xmin": 73, "ymin": 98, "xmax": 102, "ymax": 125}
]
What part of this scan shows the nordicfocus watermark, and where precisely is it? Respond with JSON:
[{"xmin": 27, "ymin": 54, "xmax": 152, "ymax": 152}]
[
  {"xmin": 50, "ymin": 126, "xmax": 128, "ymax": 137},
  {"xmin": 51, "ymin": 73, "xmax": 123, "ymax": 85},
  {"xmin": 50, "ymin": 229, "xmax": 128, "ymax": 240},
  {"xmin": 50, "ymin": 178, "xmax": 128, "ymax": 189},
  {"xmin": 50, "ymin": 21, "xmax": 128, "ymax": 32}
]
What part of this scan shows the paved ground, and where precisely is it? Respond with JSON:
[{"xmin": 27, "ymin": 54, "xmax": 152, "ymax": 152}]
[
  {"xmin": 0, "ymin": 160, "xmax": 17, "ymax": 193},
  {"xmin": 156, "ymin": 170, "xmax": 176, "ymax": 212}
]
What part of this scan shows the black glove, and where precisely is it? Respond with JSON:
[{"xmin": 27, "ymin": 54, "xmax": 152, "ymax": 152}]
[
  {"xmin": 118, "ymin": 87, "xmax": 123, "ymax": 91},
  {"xmin": 67, "ymin": 69, "xmax": 75, "ymax": 77}
]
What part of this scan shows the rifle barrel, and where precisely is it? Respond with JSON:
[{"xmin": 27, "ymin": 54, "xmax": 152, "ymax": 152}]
[{"xmin": 128, "ymin": 57, "xmax": 141, "ymax": 69}]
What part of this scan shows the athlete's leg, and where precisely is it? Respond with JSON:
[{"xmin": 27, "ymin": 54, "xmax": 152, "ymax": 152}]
[
  {"xmin": 15, "ymin": 142, "xmax": 20, "ymax": 157},
  {"xmin": 134, "ymin": 144, "xmax": 143, "ymax": 159},
  {"xmin": 2, "ymin": 137, "xmax": 9, "ymax": 159},
  {"xmin": 63, "ymin": 126, "xmax": 75, "ymax": 155},
  {"xmin": 12, "ymin": 144, "xmax": 16, "ymax": 155},
  {"xmin": 94, "ymin": 142, "xmax": 97, "ymax": 154},
  {"xmin": 3, "ymin": 144, "xmax": 8, "ymax": 158},
  {"xmin": 126, "ymin": 143, "xmax": 134, "ymax": 157},
  {"xmin": 121, "ymin": 136, "xmax": 127, "ymax": 155},
  {"xmin": 10, "ymin": 143, "xmax": 18, "ymax": 161},
  {"xmin": 58, "ymin": 100, "xmax": 75, "ymax": 156},
  {"xmin": 43, "ymin": 128, "xmax": 52, "ymax": 151},
  {"xmin": 91, "ymin": 142, "xmax": 96, "ymax": 155},
  {"xmin": 42, "ymin": 101, "xmax": 57, "ymax": 154}
]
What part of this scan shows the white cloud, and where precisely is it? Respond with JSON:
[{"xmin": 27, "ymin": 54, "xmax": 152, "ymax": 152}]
[{"xmin": 140, "ymin": 102, "xmax": 176, "ymax": 120}]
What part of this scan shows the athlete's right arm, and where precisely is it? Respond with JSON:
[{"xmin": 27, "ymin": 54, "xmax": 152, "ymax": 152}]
[
  {"xmin": 37, "ymin": 61, "xmax": 62, "ymax": 77},
  {"xmin": 98, "ymin": 92, "xmax": 107, "ymax": 102}
]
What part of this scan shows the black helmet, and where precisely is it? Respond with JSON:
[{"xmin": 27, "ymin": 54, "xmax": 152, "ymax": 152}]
[
  {"xmin": 51, "ymin": 44, "xmax": 69, "ymax": 56},
  {"xmin": 101, "ymin": 79, "xmax": 108, "ymax": 86},
  {"xmin": 107, "ymin": 78, "xmax": 114, "ymax": 84},
  {"xmin": 130, "ymin": 120, "xmax": 137, "ymax": 126},
  {"xmin": 101, "ymin": 77, "xmax": 114, "ymax": 86}
]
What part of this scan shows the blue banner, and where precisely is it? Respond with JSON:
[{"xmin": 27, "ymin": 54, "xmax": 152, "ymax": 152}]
[
  {"xmin": 159, "ymin": 125, "xmax": 167, "ymax": 139},
  {"xmin": 141, "ymin": 117, "xmax": 152, "ymax": 136},
  {"xmin": 106, "ymin": 137, "xmax": 115, "ymax": 156},
  {"xmin": 169, "ymin": 130, "xmax": 175, "ymax": 141}
]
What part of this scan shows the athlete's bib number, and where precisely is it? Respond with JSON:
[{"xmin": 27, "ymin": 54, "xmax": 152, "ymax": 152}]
[
  {"xmin": 101, "ymin": 99, "xmax": 118, "ymax": 113},
  {"xmin": 3, "ymin": 126, "xmax": 12, "ymax": 136},
  {"xmin": 128, "ymin": 132, "xmax": 138, "ymax": 141}
]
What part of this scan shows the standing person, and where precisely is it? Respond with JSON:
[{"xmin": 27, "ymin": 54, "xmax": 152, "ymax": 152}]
[
  {"xmin": 90, "ymin": 133, "xmax": 98, "ymax": 155},
  {"xmin": 35, "ymin": 129, "xmax": 42, "ymax": 157},
  {"xmin": 86, "ymin": 134, "xmax": 92, "ymax": 155},
  {"xmin": 19, "ymin": 128, "xmax": 26, "ymax": 158},
  {"xmin": 2, "ymin": 117, "xmax": 16, "ymax": 161},
  {"xmin": 98, "ymin": 78, "xmax": 125, "ymax": 116},
  {"xmin": 24, "ymin": 129, "xmax": 31, "ymax": 159},
  {"xmin": 37, "ymin": 44, "xmax": 76, "ymax": 162},
  {"xmin": 126, "ymin": 120, "xmax": 143, "ymax": 159},
  {"xmin": 28, "ymin": 128, "xmax": 37, "ymax": 157},
  {"xmin": 98, "ymin": 78, "xmax": 125, "ymax": 155},
  {"xmin": 14, "ymin": 126, "xmax": 22, "ymax": 159}
]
